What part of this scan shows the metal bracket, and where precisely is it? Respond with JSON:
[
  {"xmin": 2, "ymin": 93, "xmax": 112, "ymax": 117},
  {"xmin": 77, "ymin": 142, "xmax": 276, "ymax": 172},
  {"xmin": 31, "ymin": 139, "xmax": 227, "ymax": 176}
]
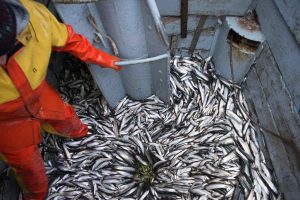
[
  {"xmin": 189, "ymin": 15, "xmax": 208, "ymax": 54},
  {"xmin": 180, "ymin": 0, "xmax": 188, "ymax": 38}
]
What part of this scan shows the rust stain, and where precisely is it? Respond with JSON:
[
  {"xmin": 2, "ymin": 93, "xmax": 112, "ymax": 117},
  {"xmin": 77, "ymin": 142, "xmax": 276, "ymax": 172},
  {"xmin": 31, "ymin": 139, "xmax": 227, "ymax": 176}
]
[
  {"xmin": 238, "ymin": 12, "xmax": 260, "ymax": 32},
  {"xmin": 227, "ymin": 29, "xmax": 260, "ymax": 54},
  {"xmin": 232, "ymin": 46, "xmax": 250, "ymax": 61},
  {"xmin": 231, "ymin": 38, "xmax": 258, "ymax": 53},
  {"xmin": 162, "ymin": 17, "xmax": 179, "ymax": 24}
]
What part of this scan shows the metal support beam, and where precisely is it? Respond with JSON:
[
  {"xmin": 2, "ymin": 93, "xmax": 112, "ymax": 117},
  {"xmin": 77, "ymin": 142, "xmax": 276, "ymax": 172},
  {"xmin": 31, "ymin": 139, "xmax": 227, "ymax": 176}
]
[
  {"xmin": 170, "ymin": 35, "xmax": 178, "ymax": 56},
  {"xmin": 189, "ymin": 15, "xmax": 207, "ymax": 54},
  {"xmin": 180, "ymin": 0, "xmax": 188, "ymax": 38}
]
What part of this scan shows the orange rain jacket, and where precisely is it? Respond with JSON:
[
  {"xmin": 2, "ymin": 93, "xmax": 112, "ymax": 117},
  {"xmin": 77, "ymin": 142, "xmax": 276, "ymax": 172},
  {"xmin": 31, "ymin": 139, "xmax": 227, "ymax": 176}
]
[{"xmin": 0, "ymin": 0, "xmax": 119, "ymax": 151}]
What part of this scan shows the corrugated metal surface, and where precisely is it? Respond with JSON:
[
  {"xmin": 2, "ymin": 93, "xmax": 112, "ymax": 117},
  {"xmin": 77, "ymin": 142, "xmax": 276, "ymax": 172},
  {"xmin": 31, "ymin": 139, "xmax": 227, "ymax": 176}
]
[
  {"xmin": 256, "ymin": 0, "xmax": 300, "ymax": 111},
  {"xmin": 242, "ymin": 1, "xmax": 300, "ymax": 198},
  {"xmin": 162, "ymin": 16, "xmax": 217, "ymax": 36},
  {"xmin": 273, "ymin": 0, "xmax": 300, "ymax": 46}
]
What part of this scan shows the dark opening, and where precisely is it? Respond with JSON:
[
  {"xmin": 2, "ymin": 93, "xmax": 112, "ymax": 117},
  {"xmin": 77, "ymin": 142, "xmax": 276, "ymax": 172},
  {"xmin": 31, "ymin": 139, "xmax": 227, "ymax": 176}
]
[{"xmin": 227, "ymin": 29, "xmax": 260, "ymax": 53}]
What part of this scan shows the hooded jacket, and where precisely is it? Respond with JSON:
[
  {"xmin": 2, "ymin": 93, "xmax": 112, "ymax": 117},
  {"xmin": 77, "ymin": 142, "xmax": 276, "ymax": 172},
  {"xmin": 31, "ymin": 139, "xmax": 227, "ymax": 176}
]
[{"xmin": 0, "ymin": 0, "xmax": 118, "ymax": 151}]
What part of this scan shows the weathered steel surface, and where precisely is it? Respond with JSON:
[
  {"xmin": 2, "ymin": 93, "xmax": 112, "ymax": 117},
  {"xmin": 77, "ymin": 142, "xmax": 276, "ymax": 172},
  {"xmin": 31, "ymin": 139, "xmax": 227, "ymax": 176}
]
[
  {"xmin": 162, "ymin": 15, "xmax": 217, "ymax": 36},
  {"xmin": 189, "ymin": 16, "xmax": 208, "ymax": 54},
  {"xmin": 254, "ymin": 45, "xmax": 300, "ymax": 151},
  {"xmin": 243, "ymin": 70, "xmax": 278, "ymax": 135},
  {"xmin": 176, "ymin": 33, "xmax": 214, "ymax": 57},
  {"xmin": 226, "ymin": 16, "xmax": 265, "ymax": 43},
  {"xmin": 256, "ymin": 0, "xmax": 300, "ymax": 111},
  {"xmin": 243, "ymin": 66, "xmax": 300, "ymax": 200},
  {"xmin": 273, "ymin": 0, "xmax": 300, "ymax": 46},
  {"xmin": 155, "ymin": 0, "xmax": 253, "ymax": 16}
]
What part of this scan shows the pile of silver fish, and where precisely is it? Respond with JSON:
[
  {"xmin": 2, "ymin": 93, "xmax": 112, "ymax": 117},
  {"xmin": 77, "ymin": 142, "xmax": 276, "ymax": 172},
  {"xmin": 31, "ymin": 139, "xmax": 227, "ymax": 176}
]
[{"xmin": 42, "ymin": 55, "xmax": 281, "ymax": 200}]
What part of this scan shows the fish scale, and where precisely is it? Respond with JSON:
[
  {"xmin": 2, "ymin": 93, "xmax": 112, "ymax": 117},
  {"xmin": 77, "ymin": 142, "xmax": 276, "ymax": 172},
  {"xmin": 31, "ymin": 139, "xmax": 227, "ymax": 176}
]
[{"xmin": 41, "ymin": 55, "xmax": 281, "ymax": 200}]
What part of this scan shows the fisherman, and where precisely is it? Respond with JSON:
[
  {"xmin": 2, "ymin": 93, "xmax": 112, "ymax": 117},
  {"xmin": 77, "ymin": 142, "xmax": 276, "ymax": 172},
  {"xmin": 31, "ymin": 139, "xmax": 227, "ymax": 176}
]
[{"xmin": 0, "ymin": 0, "xmax": 121, "ymax": 199}]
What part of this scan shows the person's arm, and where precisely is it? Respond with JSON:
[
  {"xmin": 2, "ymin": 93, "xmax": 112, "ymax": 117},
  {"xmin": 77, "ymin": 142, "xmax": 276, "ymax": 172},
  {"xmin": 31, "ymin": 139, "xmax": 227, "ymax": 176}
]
[{"xmin": 47, "ymin": 8, "xmax": 121, "ymax": 71}]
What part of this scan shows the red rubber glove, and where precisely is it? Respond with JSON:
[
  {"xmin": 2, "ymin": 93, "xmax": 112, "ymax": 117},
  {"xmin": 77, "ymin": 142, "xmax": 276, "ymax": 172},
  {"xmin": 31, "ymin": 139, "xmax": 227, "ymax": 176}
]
[
  {"xmin": 93, "ymin": 49, "xmax": 122, "ymax": 71},
  {"xmin": 54, "ymin": 24, "xmax": 122, "ymax": 71}
]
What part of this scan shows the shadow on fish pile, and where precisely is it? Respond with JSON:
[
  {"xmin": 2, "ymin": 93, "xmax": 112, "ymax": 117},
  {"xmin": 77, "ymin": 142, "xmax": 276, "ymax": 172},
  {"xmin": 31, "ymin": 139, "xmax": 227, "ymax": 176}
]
[
  {"xmin": 0, "ymin": 168, "xmax": 9, "ymax": 199},
  {"xmin": 43, "ymin": 55, "xmax": 281, "ymax": 200}
]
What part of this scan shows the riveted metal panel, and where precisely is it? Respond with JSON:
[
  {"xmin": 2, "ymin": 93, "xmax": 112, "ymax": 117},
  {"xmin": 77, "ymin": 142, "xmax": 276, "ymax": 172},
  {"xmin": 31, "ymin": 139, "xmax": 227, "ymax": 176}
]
[{"xmin": 162, "ymin": 15, "xmax": 217, "ymax": 36}]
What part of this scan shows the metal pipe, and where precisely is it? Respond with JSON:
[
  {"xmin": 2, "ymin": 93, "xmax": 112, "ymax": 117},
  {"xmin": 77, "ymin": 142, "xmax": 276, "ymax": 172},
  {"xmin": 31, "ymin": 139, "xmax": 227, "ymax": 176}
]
[
  {"xmin": 146, "ymin": 0, "xmax": 169, "ymax": 47},
  {"xmin": 115, "ymin": 53, "xmax": 168, "ymax": 66}
]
